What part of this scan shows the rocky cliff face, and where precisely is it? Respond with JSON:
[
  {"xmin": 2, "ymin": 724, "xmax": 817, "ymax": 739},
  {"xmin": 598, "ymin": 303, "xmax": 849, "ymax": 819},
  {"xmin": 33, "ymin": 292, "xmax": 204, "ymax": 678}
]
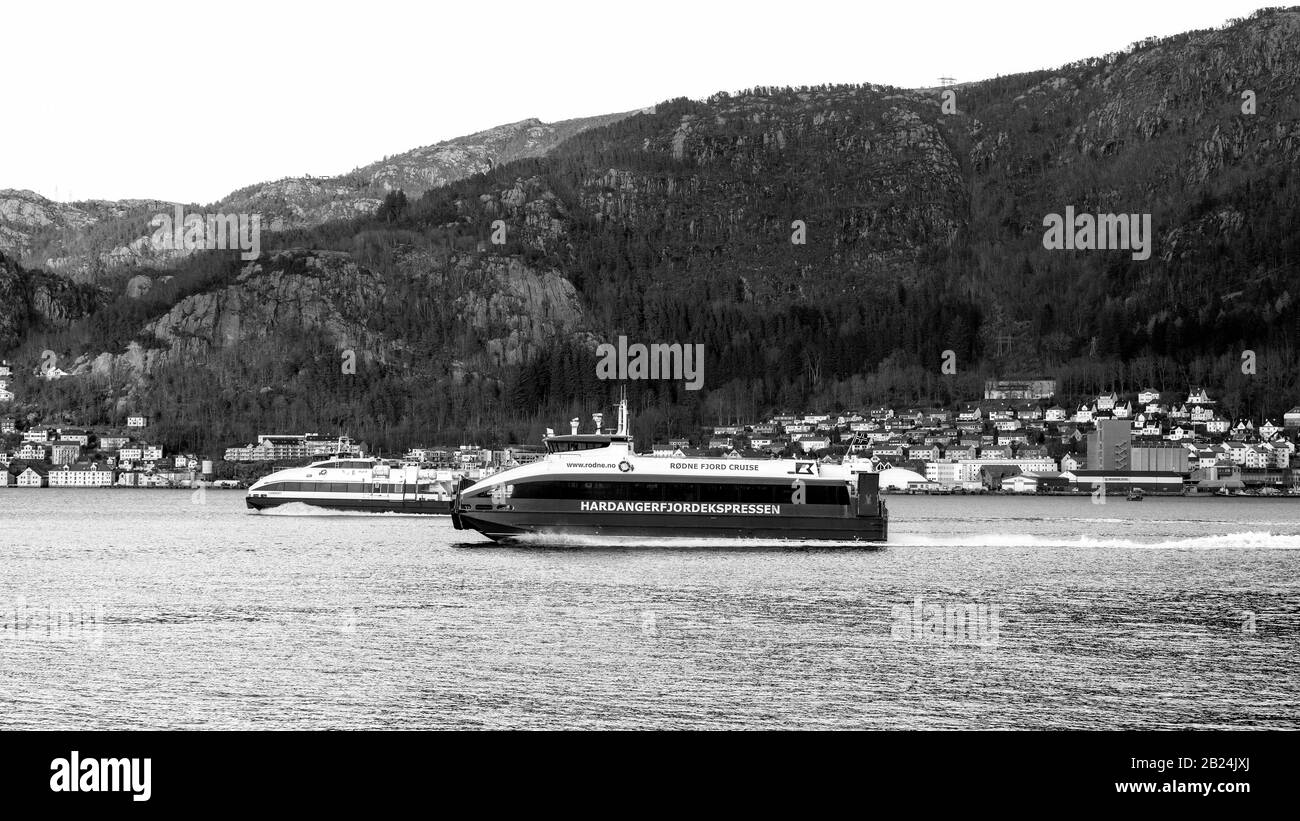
[
  {"xmin": 57, "ymin": 247, "xmax": 587, "ymax": 387},
  {"xmin": 361, "ymin": 113, "xmax": 640, "ymax": 194},
  {"xmin": 0, "ymin": 251, "xmax": 101, "ymax": 353}
]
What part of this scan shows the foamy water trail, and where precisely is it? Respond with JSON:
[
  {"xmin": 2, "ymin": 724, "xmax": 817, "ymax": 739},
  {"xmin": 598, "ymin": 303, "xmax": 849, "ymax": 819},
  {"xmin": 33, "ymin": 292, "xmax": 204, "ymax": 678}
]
[
  {"xmin": 249, "ymin": 502, "xmax": 434, "ymax": 518},
  {"xmin": 496, "ymin": 533, "xmax": 880, "ymax": 549},
  {"xmin": 492, "ymin": 530, "xmax": 1300, "ymax": 550},
  {"xmin": 892, "ymin": 530, "xmax": 1300, "ymax": 549}
]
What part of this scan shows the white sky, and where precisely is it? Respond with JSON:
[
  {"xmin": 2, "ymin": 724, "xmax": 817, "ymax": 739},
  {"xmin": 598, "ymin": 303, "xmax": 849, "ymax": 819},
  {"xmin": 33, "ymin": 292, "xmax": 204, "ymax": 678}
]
[{"xmin": 2, "ymin": 0, "xmax": 1275, "ymax": 205}]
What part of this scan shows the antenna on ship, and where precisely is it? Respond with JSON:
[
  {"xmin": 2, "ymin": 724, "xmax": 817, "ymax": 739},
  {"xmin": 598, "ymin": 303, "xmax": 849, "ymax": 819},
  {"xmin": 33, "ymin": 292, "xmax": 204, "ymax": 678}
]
[{"xmin": 616, "ymin": 386, "xmax": 629, "ymax": 436}]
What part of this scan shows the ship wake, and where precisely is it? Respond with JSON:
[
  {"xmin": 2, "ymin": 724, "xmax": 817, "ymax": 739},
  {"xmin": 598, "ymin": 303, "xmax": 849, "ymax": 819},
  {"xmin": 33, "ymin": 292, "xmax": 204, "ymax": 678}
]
[{"xmin": 890, "ymin": 530, "xmax": 1300, "ymax": 550}]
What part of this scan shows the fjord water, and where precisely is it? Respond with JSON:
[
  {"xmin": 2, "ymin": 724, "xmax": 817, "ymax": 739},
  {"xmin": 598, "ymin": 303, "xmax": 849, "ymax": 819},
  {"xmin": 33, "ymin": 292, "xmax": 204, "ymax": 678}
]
[{"xmin": 1, "ymin": 490, "xmax": 1296, "ymax": 730}]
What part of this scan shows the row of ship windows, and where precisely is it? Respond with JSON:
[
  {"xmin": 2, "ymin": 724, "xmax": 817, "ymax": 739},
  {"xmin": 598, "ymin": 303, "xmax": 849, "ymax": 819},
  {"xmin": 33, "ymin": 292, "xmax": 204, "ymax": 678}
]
[
  {"xmin": 494, "ymin": 480, "xmax": 851, "ymax": 506},
  {"xmin": 260, "ymin": 481, "xmax": 435, "ymax": 494}
]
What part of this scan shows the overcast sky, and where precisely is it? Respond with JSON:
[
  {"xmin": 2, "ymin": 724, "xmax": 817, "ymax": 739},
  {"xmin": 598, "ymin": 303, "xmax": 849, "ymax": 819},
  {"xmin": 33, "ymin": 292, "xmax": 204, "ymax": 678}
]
[{"xmin": 3, "ymin": 0, "xmax": 1274, "ymax": 205}]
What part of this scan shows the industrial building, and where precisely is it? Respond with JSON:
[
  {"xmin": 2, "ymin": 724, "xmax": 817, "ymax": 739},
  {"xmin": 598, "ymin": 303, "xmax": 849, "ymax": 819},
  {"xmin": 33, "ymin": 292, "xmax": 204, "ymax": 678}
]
[{"xmin": 1063, "ymin": 470, "xmax": 1186, "ymax": 494}]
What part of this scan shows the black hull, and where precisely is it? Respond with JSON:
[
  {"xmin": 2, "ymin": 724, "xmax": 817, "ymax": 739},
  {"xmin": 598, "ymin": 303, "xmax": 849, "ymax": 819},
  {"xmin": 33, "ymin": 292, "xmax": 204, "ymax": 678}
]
[
  {"xmin": 246, "ymin": 496, "xmax": 450, "ymax": 514},
  {"xmin": 453, "ymin": 509, "xmax": 887, "ymax": 544}
]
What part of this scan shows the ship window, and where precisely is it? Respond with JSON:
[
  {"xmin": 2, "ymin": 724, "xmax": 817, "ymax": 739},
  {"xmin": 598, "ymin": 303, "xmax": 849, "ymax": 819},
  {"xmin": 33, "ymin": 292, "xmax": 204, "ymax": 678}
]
[
  {"xmin": 699, "ymin": 483, "xmax": 736, "ymax": 503},
  {"xmin": 660, "ymin": 482, "xmax": 698, "ymax": 502},
  {"xmin": 806, "ymin": 484, "xmax": 850, "ymax": 505},
  {"xmin": 545, "ymin": 441, "xmax": 612, "ymax": 453}
]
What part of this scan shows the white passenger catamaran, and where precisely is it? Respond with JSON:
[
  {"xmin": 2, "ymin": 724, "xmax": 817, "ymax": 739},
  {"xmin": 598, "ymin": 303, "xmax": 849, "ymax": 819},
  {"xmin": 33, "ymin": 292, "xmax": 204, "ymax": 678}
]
[
  {"xmin": 452, "ymin": 399, "xmax": 888, "ymax": 543},
  {"xmin": 246, "ymin": 456, "xmax": 456, "ymax": 514}
]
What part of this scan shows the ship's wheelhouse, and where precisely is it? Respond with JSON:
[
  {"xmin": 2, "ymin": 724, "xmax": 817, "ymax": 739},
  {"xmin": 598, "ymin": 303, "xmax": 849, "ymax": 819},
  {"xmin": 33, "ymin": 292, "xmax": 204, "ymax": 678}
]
[{"xmin": 543, "ymin": 434, "xmax": 629, "ymax": 454}]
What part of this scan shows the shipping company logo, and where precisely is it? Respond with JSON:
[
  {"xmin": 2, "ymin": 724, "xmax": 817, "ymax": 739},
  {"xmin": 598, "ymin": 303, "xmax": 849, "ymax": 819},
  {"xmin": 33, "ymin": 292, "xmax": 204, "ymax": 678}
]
[
  {"xmin": 595, "ymin": 336, "xmax": 704, "ymax": 391},
  {"xmin": 50, "ymin": 751, "xmax": 151, "ymax": 802},
  {"xmin": 891, "ymin": 597, "xmax": 1000, "ymax": 648},
  {"xmin": 1042, "ymin": 207, "xmax": 1152, "ymax": 261},
  {"xmin": 149, "ymin": 204, "xmax": 261, "ymax": 260}
]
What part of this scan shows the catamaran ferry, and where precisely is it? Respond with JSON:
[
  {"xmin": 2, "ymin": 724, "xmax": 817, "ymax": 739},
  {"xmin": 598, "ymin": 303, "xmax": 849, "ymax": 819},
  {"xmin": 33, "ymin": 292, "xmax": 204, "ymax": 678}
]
[
  {"xmin": 451, "ymin": 401, "xmax": 887, "ymax": 543},
  {"xmin": 246, "ymin": 457, "xmax": 457, "ymax": 514}
]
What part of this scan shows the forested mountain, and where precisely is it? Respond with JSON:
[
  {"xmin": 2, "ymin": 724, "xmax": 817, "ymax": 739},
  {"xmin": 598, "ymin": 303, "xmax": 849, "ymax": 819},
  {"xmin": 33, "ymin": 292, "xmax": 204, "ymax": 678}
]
[
  {"xmin": 0, "ymin": 111, "xmax": 637, "ymax": 281},
  {"xmin": 4, "ymin": 8, "xmax": 1300, "ymax": 456}
]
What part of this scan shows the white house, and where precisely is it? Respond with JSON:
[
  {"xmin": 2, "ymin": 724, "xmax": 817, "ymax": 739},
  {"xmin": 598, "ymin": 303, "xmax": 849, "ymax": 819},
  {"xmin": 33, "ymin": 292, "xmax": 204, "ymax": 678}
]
[
  {"xmin": 1045, "ymin": 406, "xmax": 1067, "ymax": 422},
  {"xmin": 1137, "ymin": 388, "xmax": 1161, "ymax": 405},
  {"xmin": 119, "ymin": 445, "xmax": 162, "ymax": 461},
  {"xmin": 953, "ymin": 458, "xmax": 1057, "ymax": 483},
  {"xmin": 1259, "ymin": 420, "xmax": 1281, "ymax": 440},
  {"xmin": 1222, "ymin": 441, "xmax": 1249, "ymax": 465},
  {"xmin": 906, "ymin": 445, "xmax": 940, "ymax": 462},
  {"xmin": 127, "ymin": 416, "xmax": 147, "ymax": 428},
  {"xmin": 1134, "ymin": 419, "xmax": 1162, "ymax": 437},
  {"xmin": 1096, "ymin": 392, "xmax": 1119, "ymax": 411},
  {"xmin": 48, "ymin": 463, "xmax": 115, "ymax": 487},
  {"xmin": 796, "ymin": 435, "xmax": 831, "ymax": 453},
  {"xmin": 1272, "ymin": 440, "xmax": 1295, "ymax": 467},
  {"xmin": 15, "ymin": 443, "xmax": 46, "ymax": 461},
  {"xmin": 16, "ymin": 466, "xmax": 47, "ymax": 487},
  {"xmin": 1244, "ymin": 446, "xmax": 1273, "ymax": 470}
]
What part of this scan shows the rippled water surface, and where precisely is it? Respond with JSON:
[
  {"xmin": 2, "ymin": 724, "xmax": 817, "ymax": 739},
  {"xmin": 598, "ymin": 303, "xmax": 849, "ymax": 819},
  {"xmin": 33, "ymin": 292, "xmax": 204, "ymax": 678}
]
[{"xmin": 1, "ymin": 490, "xmax": 1297, "ymax": 729}]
